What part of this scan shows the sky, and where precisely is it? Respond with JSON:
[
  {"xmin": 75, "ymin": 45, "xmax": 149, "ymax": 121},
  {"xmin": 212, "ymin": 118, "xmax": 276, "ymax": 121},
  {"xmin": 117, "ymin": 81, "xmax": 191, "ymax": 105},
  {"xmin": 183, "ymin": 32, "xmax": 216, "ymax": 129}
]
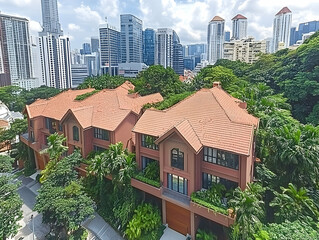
[{"xmin": 0, "ymin": 0, "xmax": 318, "ymax": 50}]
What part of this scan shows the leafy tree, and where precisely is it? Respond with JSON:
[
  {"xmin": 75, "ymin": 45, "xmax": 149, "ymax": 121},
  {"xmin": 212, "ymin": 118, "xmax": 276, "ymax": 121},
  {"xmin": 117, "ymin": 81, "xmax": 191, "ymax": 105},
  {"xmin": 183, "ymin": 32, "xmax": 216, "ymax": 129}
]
[
  {"xmin": 20, "ymin": 86, "xmax": 61, "ymax": 105},
  {"xmin": 270, "ymin": 183, "xmax": 319, "ymax": 223},
  {"xmin": 0, "ymin": 155, "xmax": 14, "ymax": 173},
  {"xmin": 0, "ymin": 119, "xmax": 28, "ymax": 144},
  {"xmin": 40, "ymin": 133, "xmax": 68, "ymax": 182},
  {"xmin": 78, "ymin": 75, "xmax": 126, "ymax": 90},
  {"xmin": 229, "ymin": 183, "xmax": 265, "ymax": 240},
  {"xmin": 0, "ymin": 86, "xmax": 25, "ymax": 112},
  {"xmin": 0, "ymin": 156, "xmax": 23, "ymax": 239},
  {"xmin": 133, "ymin": 65, "xmax": 184, "ymax": 97}
]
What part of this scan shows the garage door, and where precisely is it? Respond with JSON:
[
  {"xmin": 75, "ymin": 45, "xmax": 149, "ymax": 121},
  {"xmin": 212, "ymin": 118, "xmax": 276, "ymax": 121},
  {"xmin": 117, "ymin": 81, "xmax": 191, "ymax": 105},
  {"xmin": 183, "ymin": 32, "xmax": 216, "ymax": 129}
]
[{"xmin": 166, "ymin": 201, "xmax": 190, "ymax": 235}]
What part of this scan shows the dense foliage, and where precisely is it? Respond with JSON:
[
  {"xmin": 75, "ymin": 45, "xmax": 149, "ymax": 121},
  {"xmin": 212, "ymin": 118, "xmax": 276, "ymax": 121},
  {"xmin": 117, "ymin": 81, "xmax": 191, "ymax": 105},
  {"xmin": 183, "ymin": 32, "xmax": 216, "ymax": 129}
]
[
  {"xmin": 78, "ymin": 75, "xmax": 126, "ymax": 90},
  {"xmin": 74, "ymin": 90, "xmax": 100, "ymax": 100}
]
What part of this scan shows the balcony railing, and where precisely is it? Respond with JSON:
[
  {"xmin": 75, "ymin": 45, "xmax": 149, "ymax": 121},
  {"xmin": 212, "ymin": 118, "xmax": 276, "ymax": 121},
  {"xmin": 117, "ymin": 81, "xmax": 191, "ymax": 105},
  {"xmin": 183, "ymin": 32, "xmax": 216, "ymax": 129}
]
[{"xmin": 162, "ymin": 187, "xmax": 190, "ymax": 206}]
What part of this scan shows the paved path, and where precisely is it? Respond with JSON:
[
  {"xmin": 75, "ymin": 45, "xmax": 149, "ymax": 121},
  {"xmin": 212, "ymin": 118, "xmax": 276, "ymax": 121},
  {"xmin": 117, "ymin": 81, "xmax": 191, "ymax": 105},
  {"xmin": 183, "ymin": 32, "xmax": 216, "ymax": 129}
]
[{"xmin": 160, "ymin": 227, "xmax": 187, "ymax": 240}]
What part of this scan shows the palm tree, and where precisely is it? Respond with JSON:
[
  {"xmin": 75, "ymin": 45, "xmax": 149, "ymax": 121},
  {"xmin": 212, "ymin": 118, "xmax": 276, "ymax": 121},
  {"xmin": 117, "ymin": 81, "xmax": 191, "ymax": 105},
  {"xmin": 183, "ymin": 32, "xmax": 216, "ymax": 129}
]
[
  {"xmin": 270, "ymin": 183, "xmax": 319, "ymax": 223},
  {"xmin": 229, "ymin": 183, "xmax": 265, "ymax": 240},
  {"xmin": 40, "ymin": 133, "xmax": 68, "ymax": 182}
]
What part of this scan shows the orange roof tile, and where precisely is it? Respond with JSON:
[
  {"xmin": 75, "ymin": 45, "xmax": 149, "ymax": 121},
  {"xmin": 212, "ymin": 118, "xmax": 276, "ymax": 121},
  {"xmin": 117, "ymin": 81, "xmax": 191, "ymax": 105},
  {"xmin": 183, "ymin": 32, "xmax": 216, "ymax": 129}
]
[
  {"xmin": 276, "ymin": 7, "xmax": 291, "ymax": 16},
  {"xmin": 27, "ymin": 81, "xmax": 163, "ymax": 131},
  {"xmin": 210, "ymin": 16, "xmax": 224, "ymax": 22},
  {"xmin": 133, "ymin": 86, "xmax": 259, "ymax": 156},
  {"xmin": 232, "ymin": 14, "xmax": 247, "ymax": 20},
  {"xmin": 0, "ymin": 119, "xmax": 9, "ymax": 129}
]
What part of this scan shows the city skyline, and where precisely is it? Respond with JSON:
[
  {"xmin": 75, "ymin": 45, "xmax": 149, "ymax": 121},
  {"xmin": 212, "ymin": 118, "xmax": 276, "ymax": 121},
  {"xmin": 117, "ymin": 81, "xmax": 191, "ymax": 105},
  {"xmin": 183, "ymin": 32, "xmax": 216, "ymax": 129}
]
[{"xmin": 1, "ymin": 0, "xmax": 318, "ymax": 49}]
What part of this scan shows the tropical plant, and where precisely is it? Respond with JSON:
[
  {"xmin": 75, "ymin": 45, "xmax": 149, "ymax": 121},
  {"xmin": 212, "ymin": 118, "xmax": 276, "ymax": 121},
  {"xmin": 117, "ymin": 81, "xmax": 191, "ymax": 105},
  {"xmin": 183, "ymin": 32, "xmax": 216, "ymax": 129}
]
[
  {"xmin": 196, "ymin": 228, "xmax": 217, "ymax": 240},
  {"xmin": 270, "ymin": 183, "xmax": 319, "ymax": 223},
  {"xmin": 0, "ymin": 155, "xmax": 14, "ymax": 173},
  {"xmin": 143, "ymin": 161, "xmax": 160, "ymax": 182}
]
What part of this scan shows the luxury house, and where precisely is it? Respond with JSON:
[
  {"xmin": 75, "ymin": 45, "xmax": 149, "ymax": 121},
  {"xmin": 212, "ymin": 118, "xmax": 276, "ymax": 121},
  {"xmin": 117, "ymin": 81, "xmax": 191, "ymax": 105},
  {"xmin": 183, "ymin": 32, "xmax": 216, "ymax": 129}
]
[
  {"xmin": 20, "ymin": 81, "xmax": 163, "ymax": 169},
  {"xmin": 132, "ymin": 82, "xmax": 259, "ymax": 238},
  {"xmin": 21, "ymin": 81, "xmax": 258, "ymax": 239}
]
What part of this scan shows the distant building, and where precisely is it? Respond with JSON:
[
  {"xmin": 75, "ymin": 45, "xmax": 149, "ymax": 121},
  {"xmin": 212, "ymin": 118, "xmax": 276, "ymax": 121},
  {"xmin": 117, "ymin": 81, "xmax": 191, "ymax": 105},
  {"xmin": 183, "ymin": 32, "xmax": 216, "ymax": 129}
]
[
  {"xmin": 84, "ymin": 53, "xmax": 100, "ymax": 76},
  {"xmin": 232, "ymin": 14, "xmax": 247, "ymax": 40},
  {"xmin": 173, "ymin": 32, "xmax": 184, "ymax": 75},
  {"xmin": 81, "ymin": 43, "xmax": 91, "ymax": 55},
  {"xmin": 0, "ymin": 13, "xmax": 34, "ymax": 88},
  {"xmin": 39, "ymin": 0, "xmax": 72, "ymax": 89},
  {"xmin": 143, "ymin": 28, "xmax": 155, "ymax": 66},
  {"xmin": 264, "ymin": 38, "xmax": 272, "ymax": 53},
  {"xmin": 225, "ymin": 31, "xmax": 231, "ymax": 42},
  {"xmin": 224, "ymin": 37, "xmax": 266, "ymax": 64},
  {"xmin": 118, "ymin": 63, "xmax": 148, "ymax": 78},
  {"xmin": 91, "ymin": 37, "xmax": 99, "ymax": 53},
  {"xmin": 207, "ymin": 16, "xmax": 225, "ymax": 64},
  {"xmin": 155, "ymin": 28, "xmax": 174, "ymax": 69},
  {"xmin": 99, "ymin": 23, "xmax": 121, "ymax": 76},
  {"xmin": 290, "ymin": 20, "xmax": 319, "ymax": 45},
  {"xmin": 71, "ymin": 64, "xmax": 88, "ymax": 88},
  {"xmin": 272, "ymin": 7, "xmax": 292, "ymax": 52},
  {"xmin": 120, "ymin": 14, "xmax": 143, "ymax": 63},
  {"xmin": 187, "ymin": 44, "xmax": 206, "ymax": 57}
]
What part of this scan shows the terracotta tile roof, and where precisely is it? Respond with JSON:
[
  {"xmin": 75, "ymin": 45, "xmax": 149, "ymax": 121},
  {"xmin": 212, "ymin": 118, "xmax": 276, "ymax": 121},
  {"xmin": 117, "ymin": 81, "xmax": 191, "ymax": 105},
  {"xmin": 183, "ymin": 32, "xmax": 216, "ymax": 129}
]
[
  {"xmin": 0, "ymin": 119, "xmax": 9, "ymax": 129},
  {"xmin": 133, "ymin": 87, "xmax": 259, "ymax": 156},
  {"xmin": 232, "ymin": 14, "xmax": 247, "ymax": 20},
  {"xmin": 276, "ymin": 7, "xmax": 291, "ymax": 16},
  {"xmin": 27, "ymin": 81, "xmax": 163, "ymax": 131},
  {"xmin": 210, "ymin": 16, "xmax": 224, "ymax": 22}
]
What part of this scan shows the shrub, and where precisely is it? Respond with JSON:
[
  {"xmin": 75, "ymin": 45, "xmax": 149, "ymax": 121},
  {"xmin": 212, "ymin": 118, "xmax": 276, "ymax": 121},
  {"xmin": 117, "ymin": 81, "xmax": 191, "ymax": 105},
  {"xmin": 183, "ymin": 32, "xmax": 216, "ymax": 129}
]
[
  {"xmin": 75, "ymin": 90, "xmax": 100, "ymax": 101},
  {"xmin": 196, "ymin": 229, "xmax": 217, "ymax": 240}
]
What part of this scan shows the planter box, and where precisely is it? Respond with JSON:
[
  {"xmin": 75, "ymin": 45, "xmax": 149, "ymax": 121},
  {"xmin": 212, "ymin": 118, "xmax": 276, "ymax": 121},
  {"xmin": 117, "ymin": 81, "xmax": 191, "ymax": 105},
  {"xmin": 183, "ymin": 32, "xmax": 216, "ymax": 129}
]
[
  {"xmin": 190, "ymin": 201, "xmax": 235, "ymax": 227},
  {"xmin": 131, "ymin": 178, "xmax": 162, "ymax": 198}
]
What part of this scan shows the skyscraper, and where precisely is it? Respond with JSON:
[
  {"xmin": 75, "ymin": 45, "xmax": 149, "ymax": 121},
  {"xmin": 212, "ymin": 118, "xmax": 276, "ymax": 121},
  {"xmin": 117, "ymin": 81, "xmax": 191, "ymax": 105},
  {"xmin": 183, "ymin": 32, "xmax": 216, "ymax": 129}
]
[
  {"xmin": 80, "ymin": 43, "xmax": 91, "ymax": 55},
  {"xmin": 155, "ymin": 28, "xmax": 173, "ymax": 69},
  {"xmin": 120, "ymin": 14, "xmax": 143, "ymax": 63},
  {"xmin": 91, "ymin": 37, "xmax": 99, "ymax": 53},
  {"xmin": 207, "ymin": 16, "xmax": 225, "ymax": 64},
  {"xmin": 99, "ymin": 23, "xmax": 121, "ymax": 76},
  {"xmin": 232, "ymin": 14, "xmax": 247, "ymax": 40},
  {"xmin": 143, "ymin": 28, "xmax": 155, "ymax": 66},
  {"xmin": 41, "ymin": 0, "xmax": 62, "ymax": 35},
  {"xmin": 172, "ymin": 31, "xmax": 184, "ymax": 75},
  {"xmin": 0, "ymin": 13, "xmax": 34, "ymax": 88},
  {"xmin": 290, "ymin": 20, "xmax": 319, "ymax": 45},
  {"xmin": 272, "ymin": 7, "xmax": 292, "ymax": 52},
  {"xmin": 225, "ymin": 31, "xmax": 231, "ymax": 42},
  {"xmin": 39, "ymin": 0, "xmax": 72, "ymax": 89}
]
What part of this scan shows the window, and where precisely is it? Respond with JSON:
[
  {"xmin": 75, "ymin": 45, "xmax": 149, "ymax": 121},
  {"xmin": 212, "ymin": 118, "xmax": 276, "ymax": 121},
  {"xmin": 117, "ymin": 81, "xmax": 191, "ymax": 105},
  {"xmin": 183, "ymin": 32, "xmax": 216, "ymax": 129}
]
[
  {"xmin": 45, "ymin": 117, "xmax": 50, "ymax": 129},
  {"xmin": 202, "ymin": 172, "xmax": 238, "ymax": 190},
  {"xmin": 94, "ymin": 128, "xmax": 109, "ymax": 141},
  {"xmin": 93, "ymin": 145, "xmax": 106, "ymax": 152},
  {"xmin": 171, "ymin": 148, "xmax": 184, "ymax": 170},
  {"xmin": 30, "ymin": 120, "xmax": 33, "ymax": 128},
  {"xmin": 167, "ymin": 173, "xmax": 188, "ymax": 195},
  {"xmin": 73, "ymin": 126, "xmax": 79, "ymax": 141},
  {"xmin": 141, "ymin": 134, "xmax": 158, "ymax": 150},
  {"xmin": 203, "ymin": 147, "xmax": 239, "ymax": 170},
  {"xmin": 58, "ymin": 124, "xmax": 63, "ymax": 131},
  {"xmin": 142, "ymin": 156, "xmax": 156, "ymax": 170},
  {"xmin": 30, "ymin": 131, "xmax": 34, "ymax": 142}
]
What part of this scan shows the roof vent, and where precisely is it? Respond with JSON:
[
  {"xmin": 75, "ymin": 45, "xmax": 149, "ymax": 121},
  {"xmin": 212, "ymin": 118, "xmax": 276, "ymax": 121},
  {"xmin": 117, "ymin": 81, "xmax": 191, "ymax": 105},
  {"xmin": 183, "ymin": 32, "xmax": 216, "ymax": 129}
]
[{"xmin": 213, "ymin": 82, "xmax": 221, "ymax": 88}]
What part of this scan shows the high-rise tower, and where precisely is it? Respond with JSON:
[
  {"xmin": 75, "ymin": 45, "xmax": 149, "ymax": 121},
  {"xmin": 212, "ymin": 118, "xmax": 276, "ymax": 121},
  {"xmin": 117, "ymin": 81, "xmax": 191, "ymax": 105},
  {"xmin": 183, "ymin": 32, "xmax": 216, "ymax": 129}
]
[
  {"xmin": 155, "ymin": 28, "xmax": 174, "ymax": 69},
  {"xmin": 120, "ymin": 14, "xmax": 143, "ymax": 63},
  {"xmin": 39, "ymin": 0, "xmax": 72, "ymax": 89},
  {"xmin": 232, "ymin": 14, "xmax": 247, "ymax": 40},
  {"xmin": 272, "ymin": 7, "xmax": 292, "ymax": 52},
  {"xmin": 143, "ymin": 28, "xmax": 155, "ymax": 66},
  {"xmin": 207, "ymin": 16, "xmax": 225, "ymax": 64}
]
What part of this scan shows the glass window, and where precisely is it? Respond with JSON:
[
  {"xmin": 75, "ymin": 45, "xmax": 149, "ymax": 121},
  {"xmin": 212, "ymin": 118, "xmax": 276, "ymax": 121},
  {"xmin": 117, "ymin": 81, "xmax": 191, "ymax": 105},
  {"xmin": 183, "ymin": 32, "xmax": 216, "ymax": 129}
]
[
  {"xmin": 202, "ymin": 172, "xmax": 238, "ymax": 190},
  {"xmin": 73, "ymin": 126, "xmax": 79, "ymax": 141},
  {"xmin": 30, "ymin": 120, "xmax": 33, "ymax": 128},
  {"xmin": 167, "ymin": 173, "xmax": 188, "ymax": 195},
  {"xmin": 171, "ymin": 148, "xmax": 184, "ymax": 170},
  {"xmin": 203, "ymin": 147, "xmax": 239, "ymax": 170},
  {"xmin": 45, "ymin": 117, "xmax": 50, "ymax": 129},
  {"xmin": 94, "ymin": 128, "xmax": 109, "ymax": 141},
  {"xmin": 58, "ymin": 124, "xmax": 63, "ymax": 131},
  {"xmin": 93, "ymin": 145, "xmax": 106, "ymax": 152},
  {"xmin": 141, "ymin": 156, "xmax": 156, "ymax": 170},
  {"xmin": 141, "ymin": 134, "xmax": 159, "ymax": 150}
]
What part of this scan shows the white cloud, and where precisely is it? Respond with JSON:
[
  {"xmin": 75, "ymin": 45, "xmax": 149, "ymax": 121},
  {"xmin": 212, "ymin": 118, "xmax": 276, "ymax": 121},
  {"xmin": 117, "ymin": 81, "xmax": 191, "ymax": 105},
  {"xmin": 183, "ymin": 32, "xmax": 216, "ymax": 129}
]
[
  {"xmin": 99, "ymin": 0, "xmax": 119, "ymax": 18},
  {"xmin": 74, "ymin": 4, "xmax": 104, "ymax": 25},
  {"xmin": 68, "ymin": 23, "xmax": 80, "ymax": 31}
]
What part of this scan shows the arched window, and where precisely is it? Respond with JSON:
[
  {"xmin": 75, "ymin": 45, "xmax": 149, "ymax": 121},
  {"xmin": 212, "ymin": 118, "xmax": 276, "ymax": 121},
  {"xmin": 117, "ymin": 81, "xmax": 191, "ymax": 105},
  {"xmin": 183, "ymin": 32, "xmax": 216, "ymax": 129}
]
[
  {"xmin": 73, "ymin": 126, "xmax": 79, "ymax": 141},
  {"xmin": 171, "ymin": 148, "xmax": 184, "ymax": 170}
]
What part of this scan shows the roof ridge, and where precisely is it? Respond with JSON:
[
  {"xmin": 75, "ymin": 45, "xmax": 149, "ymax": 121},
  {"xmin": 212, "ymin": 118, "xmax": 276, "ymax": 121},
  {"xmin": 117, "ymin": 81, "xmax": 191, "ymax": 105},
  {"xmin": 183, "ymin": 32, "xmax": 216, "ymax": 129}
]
[
  {"xmin": 178, "ymin": 119, "xmax": 203, "ymax": 146},
  {"xmin": 161, "ymin": 91, "xmax": 198, "ymax": 112}
]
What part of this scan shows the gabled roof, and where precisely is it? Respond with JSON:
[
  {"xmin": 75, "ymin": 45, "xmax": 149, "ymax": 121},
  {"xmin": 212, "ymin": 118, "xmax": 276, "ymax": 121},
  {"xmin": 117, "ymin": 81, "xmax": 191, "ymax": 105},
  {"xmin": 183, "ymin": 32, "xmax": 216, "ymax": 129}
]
[
  {"xmin": 133, "ymin": 86, "xmax": 259, "ymax": 156},
  {"xmin": 232, "ymin": 14, "xmax": 247, "ymax": 20},
  {"xmin": 26, "ymin": 82, "xmax": 163, "ymax": 131},
  {"xmin": 276, "ymin": 7, "xmax": 291, "ymax": 16},
  {"xmin": 210, "ymin": 16, "xmax": 224, "ymax": 22}
]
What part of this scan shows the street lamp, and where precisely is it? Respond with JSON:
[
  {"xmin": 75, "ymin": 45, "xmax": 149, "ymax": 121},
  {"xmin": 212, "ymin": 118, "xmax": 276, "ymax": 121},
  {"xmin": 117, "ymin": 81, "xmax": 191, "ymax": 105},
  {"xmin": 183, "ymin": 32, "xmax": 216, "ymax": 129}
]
[{"xmin": 30, "ymin": 214, "xmax": 35, "ymax": 240}]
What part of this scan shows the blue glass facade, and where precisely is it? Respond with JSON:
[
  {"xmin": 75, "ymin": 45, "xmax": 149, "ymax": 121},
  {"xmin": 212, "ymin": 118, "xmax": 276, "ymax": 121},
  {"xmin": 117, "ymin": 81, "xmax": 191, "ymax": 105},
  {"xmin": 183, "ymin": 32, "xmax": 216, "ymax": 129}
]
[
  {"xmin": 143, "ymin": 28, "xmax": 155, "ymax": 66},
  {"xmin": 290, "ymin": 21, "xmax": 319, "ymax": 45}
]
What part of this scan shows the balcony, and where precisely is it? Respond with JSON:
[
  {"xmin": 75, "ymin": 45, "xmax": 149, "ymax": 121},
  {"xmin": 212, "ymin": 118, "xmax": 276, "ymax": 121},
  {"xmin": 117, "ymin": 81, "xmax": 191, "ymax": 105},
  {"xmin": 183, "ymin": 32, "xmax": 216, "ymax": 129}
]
[{"xmin": 162, "ymin": 187, "xmax": 190, "ymax": 207}]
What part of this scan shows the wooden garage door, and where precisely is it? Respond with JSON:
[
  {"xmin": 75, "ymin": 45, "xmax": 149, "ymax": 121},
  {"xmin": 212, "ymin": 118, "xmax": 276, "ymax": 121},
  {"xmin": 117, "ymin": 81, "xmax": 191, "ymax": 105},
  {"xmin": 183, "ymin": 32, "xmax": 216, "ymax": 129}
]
[{"xmin": 166, "ymin": 201, "xmax": 190, "ymax": 235}]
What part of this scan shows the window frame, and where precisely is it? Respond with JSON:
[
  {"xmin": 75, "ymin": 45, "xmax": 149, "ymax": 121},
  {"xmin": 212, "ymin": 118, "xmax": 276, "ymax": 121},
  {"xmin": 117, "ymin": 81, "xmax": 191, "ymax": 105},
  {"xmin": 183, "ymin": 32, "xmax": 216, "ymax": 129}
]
[
  {"xmin": 171, "ymin": 148, "xmax": 184, "ymax": 170},
  {"xmin": 141, "ymin": 134, "xmax": 159, "ymax": 150},
  {"xmin": 141, "ymin": 156, "xmax": 156, "ymax": 170},
  {"xmin": 93, "ymin": 127, "xmax": 109, "ymax": 141},
  {"xmin": 73, "ymin": 126, "xmax": 79, "ymax": 141},
  {"xmin": 203, "ymin": 147, "xmax": 239, "ymax": 170},
  {"xmin": 202, "ymin": 172, "xmax": 238, "ymax": 190},
  {"xmin": 167, "ymin": 173, "xmax": 188, "ymax": 195}
]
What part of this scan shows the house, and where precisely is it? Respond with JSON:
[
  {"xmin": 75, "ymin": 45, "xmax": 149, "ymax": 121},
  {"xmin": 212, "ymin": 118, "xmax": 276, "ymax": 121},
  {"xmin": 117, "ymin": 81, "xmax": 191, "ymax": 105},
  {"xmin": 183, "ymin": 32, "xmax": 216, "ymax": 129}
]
[
  {"xmin": 132, "ymin": 82, "xmax": 259, "ymax": 238},
  {"xmin": 20, "ymin": 81, "xmax": 163, "ymax": 170}
]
